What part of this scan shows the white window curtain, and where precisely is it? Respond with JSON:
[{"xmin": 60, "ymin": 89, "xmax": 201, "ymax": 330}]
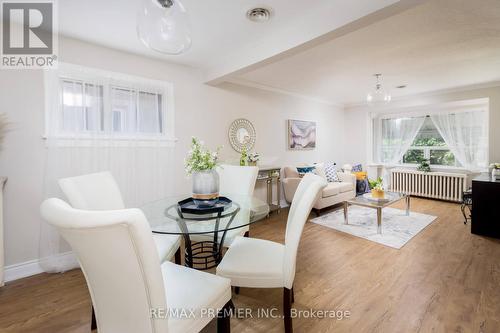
[
  {"xmin": 376, "ymin": 116, "xmax": 426, "ymax": 164},
  {"xmin": 430, "ymin": 110, "xmax": 488, "ymax": 171},
  {"xmin": 40, "ymin": 65, "xmax": 176, "ymax": 273}
]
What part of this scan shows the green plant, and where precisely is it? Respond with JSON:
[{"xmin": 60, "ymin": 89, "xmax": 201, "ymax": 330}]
[
  {"xmin": 368, "ymin": 177, "xmax": 384, "ymax": 191},
  {"xmin": 490, "ymin": 163, "xmax": 500, "ymax": 170},
  {"xmin": 417, "ymin": 158, "xmax": 431, "ymax": 172},
  {"xmin": 185, "ymin": 137, "xmax": 221, "ymax": 174},
  {"xmin": 247, "ymin": 152, "xmax": 260, "ymax": 163}
]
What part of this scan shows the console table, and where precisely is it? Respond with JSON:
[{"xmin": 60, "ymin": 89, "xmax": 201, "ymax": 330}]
[
  {"xmin": 472, "ymin": 173, "xmax": 500, "ymax": 239},
  {"xmin": 257, "ymin": 167, "xmax": 281, "ymax": 216}
]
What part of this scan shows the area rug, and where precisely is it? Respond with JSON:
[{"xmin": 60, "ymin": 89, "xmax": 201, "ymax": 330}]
[{"xmin": 310, "ymin": 206, "xmax": 437, "ymax": 249}]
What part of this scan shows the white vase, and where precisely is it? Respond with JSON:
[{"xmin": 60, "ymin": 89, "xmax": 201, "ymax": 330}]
[
  {"xmin": 492, "ymin": 168, "xmax": 500, "ymax": 181},
  {"xmin": 192, "ymin": 169, "xmax": 219, "ymax": 207}
]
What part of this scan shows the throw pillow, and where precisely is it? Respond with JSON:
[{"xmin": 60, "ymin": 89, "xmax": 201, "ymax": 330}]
[
  {"xmin": 351, "ymin": 164, "xmax": 363, "ymax": 172},
  {"xmin": 356, "ymin": 178, "xmax": 371, "ymax": 195},
  {"xmin": 353, "ymin": 171, "xmax": 367, "ymax": 180},
  {"xmin": 324, "ymin": 162, "xmax": 340, "ymax": 182},
  {"xmin": 313, "ymin": 163, "xmax": 327, "ymax": 181},
  {"xmin": 296, "ymin": 166, "xmax": 315, "ymax": 176}
]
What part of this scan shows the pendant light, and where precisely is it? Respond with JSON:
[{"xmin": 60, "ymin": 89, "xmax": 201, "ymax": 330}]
[
  {"xmin": 367, "ymin": 74, "xmax": 391, "ymax": 105},
  {"xmin": 137, "ymin": 0, "xmax": 192, "ymax": 55}
]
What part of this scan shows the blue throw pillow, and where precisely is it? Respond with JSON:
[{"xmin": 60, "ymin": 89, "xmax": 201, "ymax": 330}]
[
  {"xmin": 352, "ymin": 164, "xmax": 363, "ymax": 172},
  {"xmin": 356, "ymin": 178, "xmax": 370, "ymax": 195},
  {"xmin": 324, "ymin": 162, "xmax": 340, "ymax": 182},
  {"xmin": 296, "ymin": 166, "xmax": 315, "ymax": 175}
]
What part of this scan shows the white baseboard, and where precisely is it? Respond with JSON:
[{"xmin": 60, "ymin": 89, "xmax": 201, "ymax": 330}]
[{"xmin": 4, "ymin": 251, "xmax": 77, "ymax": 283}]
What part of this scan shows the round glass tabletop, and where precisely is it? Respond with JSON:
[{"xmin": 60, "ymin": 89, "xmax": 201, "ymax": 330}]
[{"xmin": 141, "ymin": 194, "xmax": 270, "ymax": 235}]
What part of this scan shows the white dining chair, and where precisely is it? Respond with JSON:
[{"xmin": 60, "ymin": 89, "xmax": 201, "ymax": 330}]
[
  {"xmin": 216, "ymin": 174, "xmax": 327, "ymax": 333},
  {"xmin": 58, "ymin": 171, "xmax": 182, "ymax": 265},
  {"xmin": 191, "ymin": 165, "xmax": 258, "ymax": 247},
  {"xmin": 40, "ymin": 198, "xmax": 233, "ymax": 333}
]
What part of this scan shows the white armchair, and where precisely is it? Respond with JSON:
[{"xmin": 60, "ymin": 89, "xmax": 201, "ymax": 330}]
[
  {"xmin": 58, "ymin": 171, "xmax": 181, "ymax": 264},
  {"xmin": 216, "ymin": 174, "xmax": 327, "ymax": 333},
  {"xmin": 40, "ymin": 198, "xmax": 232, "ymax": 333}
]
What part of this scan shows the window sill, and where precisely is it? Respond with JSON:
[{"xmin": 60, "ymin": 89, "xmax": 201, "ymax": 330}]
[{"xmin": 42, "ymin": 135, "xmax": 178, "ymax": 147}]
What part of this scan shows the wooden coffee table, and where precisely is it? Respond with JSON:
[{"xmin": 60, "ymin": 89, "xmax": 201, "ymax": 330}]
[{"xmin": 343, "ymin": 192, "xmax": 410, "ymax": 234}]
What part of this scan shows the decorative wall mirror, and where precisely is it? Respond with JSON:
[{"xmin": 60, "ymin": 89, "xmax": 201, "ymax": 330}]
[{"xmin": 228, "ymin": 118, "xmax": 256, "ymax": 153}]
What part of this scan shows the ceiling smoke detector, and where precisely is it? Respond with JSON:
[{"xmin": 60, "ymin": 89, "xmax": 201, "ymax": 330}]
[{"xmin": 246, "ymin": 7, "xmax": 272, "ymax": 22}]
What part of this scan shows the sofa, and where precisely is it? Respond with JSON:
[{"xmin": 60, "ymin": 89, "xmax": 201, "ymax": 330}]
[{"xmin": 282, "ymin": 165, "xmax": 356, "ymax": 215}]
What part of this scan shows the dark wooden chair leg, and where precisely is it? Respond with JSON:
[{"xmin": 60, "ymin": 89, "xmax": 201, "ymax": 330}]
[
  {"xmin": 174, "ymin": 247, "xmax": 181, "ymax": 265},
  {"xmin": 283, "ymin": 288, "xmax": 293, "ymax": 333},
  {"xmin": 217, "ymin": 301, "xmax": 232, "ymax": 333},
  {"xmin": 91, "ymin": 305, "xmax": 97, "ymax": 330},
  {"xmin": 243, "ymin": 231, "xmax": 249, "ymax": 237},
  {"xmin": 234, "ymin": 286, "xmax": 240, "ymax": 294},
  {"xmin": 291, "ymin": 287, "xmax": 295, "ymax": 303}
]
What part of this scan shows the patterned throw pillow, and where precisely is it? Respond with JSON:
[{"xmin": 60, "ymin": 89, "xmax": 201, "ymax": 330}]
[
  {"xmin": 324, "ymin": 162, "xmax": 340, "ymax": 182},
  {"xmin": 351, "ymin": 164, "xmax": 363, "ymax": 172},
  {"xmin": 296, "ymin": 166, "xmax": 315, "ymax": 176}
]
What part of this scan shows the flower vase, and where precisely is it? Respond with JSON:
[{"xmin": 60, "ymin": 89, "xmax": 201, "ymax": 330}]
[
  {"xmin": 492, "ymin": 168, "xmax": 500, "ymax": 181},
  {"xmin": 192, "ymin": 169, "xmax": 219, "ymax": 207},
  {"xmin": 371, "ymin": 189, "xmax": 385, "ymax": 199}
]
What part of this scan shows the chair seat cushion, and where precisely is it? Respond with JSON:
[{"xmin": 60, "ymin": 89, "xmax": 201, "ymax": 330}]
[
  {"xmin": 162, "ymin": 262, "xmax": 231, "ymax": 333},
  {"xmin": 216, "ymin": 236, "xmax": 284, "ymax": 288},
  {"xmin": 153, "ymin": 234, "xmax": 181, "ymax": 263}
]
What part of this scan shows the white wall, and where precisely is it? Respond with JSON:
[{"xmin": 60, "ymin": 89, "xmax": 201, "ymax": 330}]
[
  {"xmin": 0, "ymin": 37, "xmax": 344, "ymax": 268},
  {"xmin": 344, "ymin": 85, "xmax": 500, "ymax": 168}
]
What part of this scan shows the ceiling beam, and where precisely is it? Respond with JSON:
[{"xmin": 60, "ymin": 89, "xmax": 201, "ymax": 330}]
[{"xmin": 204, "ymin": 0, "xmax": 428, "ymax": 86}]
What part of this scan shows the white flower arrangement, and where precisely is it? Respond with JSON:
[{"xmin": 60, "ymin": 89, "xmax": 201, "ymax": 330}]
[
  {"xmin": 490, "ymin": 163, "xmax": 500, "ymax": 170},
  {"xmin": 184, "ymin": 137, "xmax": 222, "ymax": 174},
  {"xmin": 247, "ymin": 152, "xmax": 260, "ymax": 163}
]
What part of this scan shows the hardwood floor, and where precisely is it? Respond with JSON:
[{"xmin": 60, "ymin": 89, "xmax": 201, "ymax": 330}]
[{"xmin": 1, "ymin": 198, "xmax": 499, "ymax": 333}]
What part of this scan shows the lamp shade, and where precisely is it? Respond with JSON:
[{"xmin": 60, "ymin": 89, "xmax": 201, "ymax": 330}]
[{"xmin": 137, "ymin": 0, "xmax": 191, "ymax": 55}]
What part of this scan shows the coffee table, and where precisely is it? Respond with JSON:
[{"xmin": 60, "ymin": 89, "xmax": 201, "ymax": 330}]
[{"xmin": 343, "ymin": 192, "xmax": 410, "ymax": 234}]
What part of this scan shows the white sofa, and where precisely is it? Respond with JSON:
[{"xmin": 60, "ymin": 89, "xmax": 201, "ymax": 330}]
[{"xmin": 282, "ymin": 165, "xmax": 356, "ymax": 215}]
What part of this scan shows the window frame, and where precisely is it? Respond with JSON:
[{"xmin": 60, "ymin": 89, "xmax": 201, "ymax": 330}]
[
  {"xmin": 44, "ymin": 63, "xmax": 176, "ymax": 147},
  {"xmin": 369, "ymin": 98, "xmax": 490, "ymax": 172}
]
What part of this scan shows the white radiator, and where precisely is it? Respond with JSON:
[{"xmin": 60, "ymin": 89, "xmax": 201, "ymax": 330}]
[{"xmin": 390, "ymin": 169, "xmax": 467, "ymax": 202}]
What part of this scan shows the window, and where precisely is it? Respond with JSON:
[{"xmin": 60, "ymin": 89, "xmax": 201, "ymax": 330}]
[
  {"xmin": 46, "ymin": 63, "xmax": 174, "ymax": 144},
  {"xmin": 401, "ymin": 117, "xmax": 460, "ymax": 167}
]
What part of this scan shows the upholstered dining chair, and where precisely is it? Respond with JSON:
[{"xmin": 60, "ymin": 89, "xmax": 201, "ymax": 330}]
[
  {"xmin": 40, "ymin": 198, "xmax": 232, "ymax": 333},
  {"xmin": 216, "ymin": 174, "xmax": 327, "ymax": 333},
  {"xmin": 58, "ymin": 171, "xmax": 182, "ymax": 265},
  {"xmin": 191, "ymin": 164, "xmax": 258, "ymax": 246}
]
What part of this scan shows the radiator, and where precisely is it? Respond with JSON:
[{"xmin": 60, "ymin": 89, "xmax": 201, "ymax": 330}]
[{"xmin": 390, "ymin": 169, "xmax": 467, "ymax": 202}]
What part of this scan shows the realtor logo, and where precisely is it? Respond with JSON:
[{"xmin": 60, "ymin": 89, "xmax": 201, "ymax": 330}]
[{"xmin": 1, "ymin": 0, "xmax": 58, "ymax": 68}]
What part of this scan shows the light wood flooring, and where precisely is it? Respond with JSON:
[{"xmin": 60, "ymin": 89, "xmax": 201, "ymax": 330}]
[{"xmin": 0, "ymin": 198, "xmax": 499, "ymax": 333}]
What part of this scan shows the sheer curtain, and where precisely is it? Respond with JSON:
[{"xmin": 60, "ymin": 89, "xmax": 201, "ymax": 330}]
[
  {"xmin": 40, "ymin": 64, "xmax": 176, "ymax": 272},
  {"xmin": 376, "ymin": 116, "xmax": 426, "ymax": 164},
  {"xmin": 430, "ymin": 110, "xmax": 488, "ymax": 171}
]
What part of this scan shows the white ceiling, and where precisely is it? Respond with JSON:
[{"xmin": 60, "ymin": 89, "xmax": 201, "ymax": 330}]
[
  {"xmin": 56, "ymin": 0, "xmax": 500, "ymax": 106},
  {"xmin": 57, "ymin": 0, "xmax": 399, "ymax": 70},
  {"xmin": 234, "ymin": 0, "xmax": 500, "ymax": 105}
]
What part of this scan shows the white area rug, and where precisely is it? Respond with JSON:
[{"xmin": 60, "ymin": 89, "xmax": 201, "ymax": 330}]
[{"xmin": 310, "ymin": 206, "xmax": 437, "ymax": 249}]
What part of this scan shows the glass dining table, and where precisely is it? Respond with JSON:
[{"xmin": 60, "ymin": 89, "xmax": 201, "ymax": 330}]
[{"xmin": 141, "ymin": 194, "xmax": 270, "ymax": 270}]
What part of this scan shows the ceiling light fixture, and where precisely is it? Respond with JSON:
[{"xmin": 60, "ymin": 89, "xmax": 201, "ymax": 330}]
[
  {"xmin": 367, "ymin": 74, "xmax": 391, "ymax": 105},
  {"xmin": 246, "ymin": 7, "xmax": 272, "ymax": 22},
  {"xmin": 137, "ymin": 0, "xmax": 191, "ymax": 55}
]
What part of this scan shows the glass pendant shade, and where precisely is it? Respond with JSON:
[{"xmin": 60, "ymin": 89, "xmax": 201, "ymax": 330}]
[
  {"xmin": 137, "ymin": 0, "xmax": 192, "ymax": 55},
  {"xmin": 367, "ymin": 74, "xmax": 391, "ymax": 106}
]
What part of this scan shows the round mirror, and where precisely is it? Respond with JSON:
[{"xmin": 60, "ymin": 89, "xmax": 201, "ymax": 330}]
[{"xmin": 228, "ymin": 118, "xmax": 256, "ymax": 153}]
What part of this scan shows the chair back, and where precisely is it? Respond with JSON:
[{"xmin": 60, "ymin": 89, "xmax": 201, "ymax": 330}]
[
  {"xmin": 40, "ymin": 198, "xmax": 168, "ymax": 333},
  {"xmin": 58, "ymin": 171, "xmax": 125, "ymax": 210},
  {"xmin": 283, "ymin": 174, "xmax": 327, "ymax": 289},
  {"xmin": 217, "ymin": 164, "xmax": 258, "ymax": 196}
]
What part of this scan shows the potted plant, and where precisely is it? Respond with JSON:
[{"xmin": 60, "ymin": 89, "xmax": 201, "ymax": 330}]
[
  {"xmin": 490, "ymin": 163, "xmax": 500, "ymax": 180},
  {"xmin": 185, "ymin": 137, "xmax": 222, "ymax": 207},
  {"xmin": 369, "ymin": 177, "xmax": 385, "ymax": 199},
  {"xmin": 247, "ymin": 152, "xmax": 260, "ymax": 166},
  {"xmin": 417, "ymin": 158, "xmax": 431, "ymax": 173}
]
